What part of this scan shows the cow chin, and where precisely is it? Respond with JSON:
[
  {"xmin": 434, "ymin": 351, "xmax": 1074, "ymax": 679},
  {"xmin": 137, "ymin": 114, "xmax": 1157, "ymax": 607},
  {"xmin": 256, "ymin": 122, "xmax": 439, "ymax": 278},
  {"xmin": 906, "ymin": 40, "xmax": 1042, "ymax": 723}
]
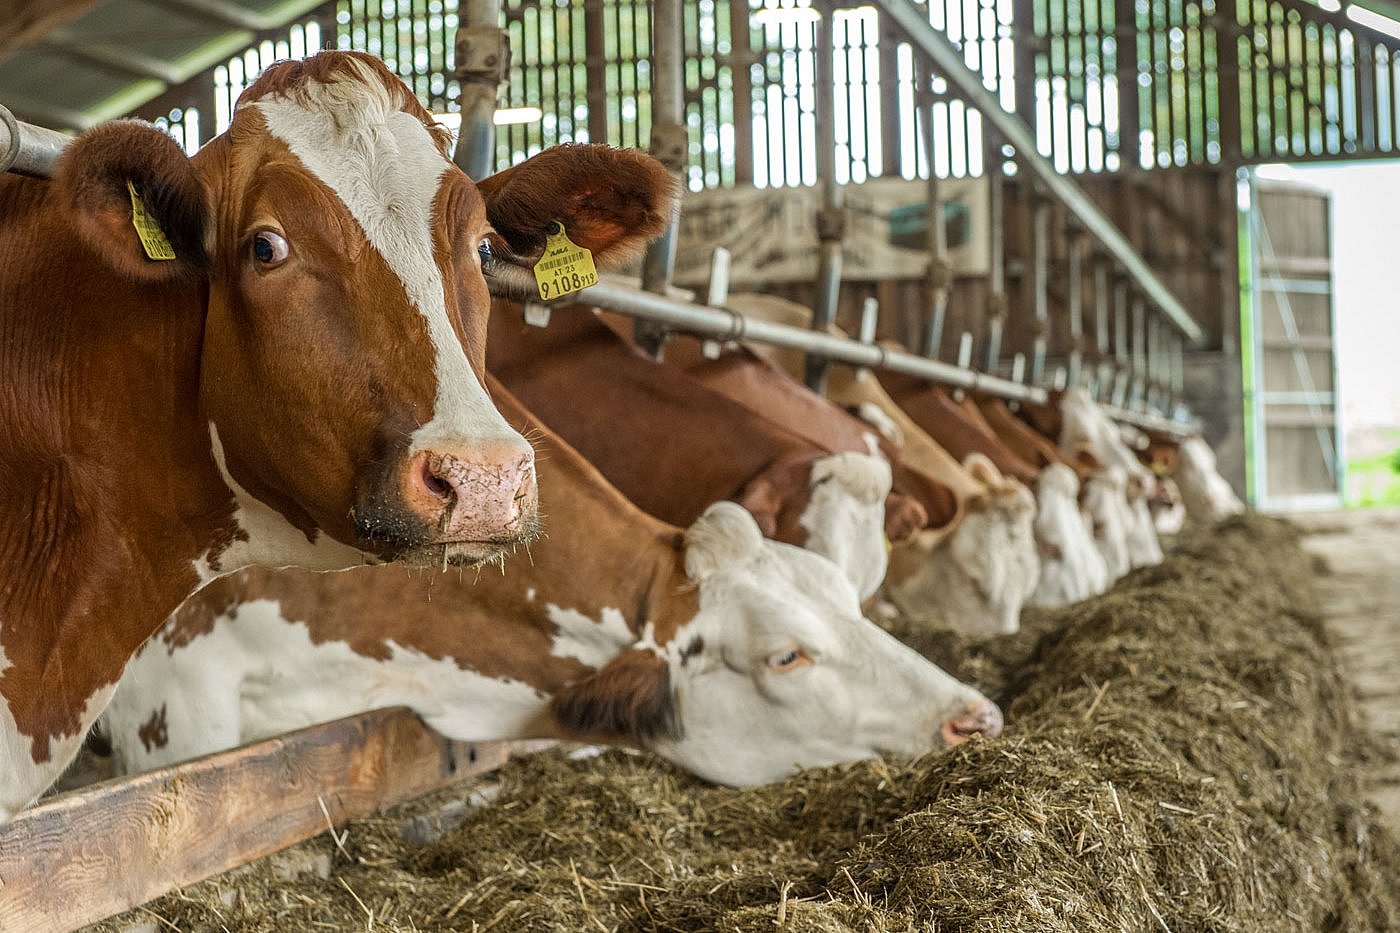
[{"xmin": 391, "ymin": 522, "xmax": 541, "ymax": 570}]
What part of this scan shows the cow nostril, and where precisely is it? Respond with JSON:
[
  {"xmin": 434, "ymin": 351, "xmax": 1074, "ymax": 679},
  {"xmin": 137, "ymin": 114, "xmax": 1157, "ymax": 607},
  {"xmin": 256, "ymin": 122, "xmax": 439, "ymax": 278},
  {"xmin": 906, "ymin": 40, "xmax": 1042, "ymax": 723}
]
[{"xmin": 420, "ymin": 460, "xmax": 454, "ymax": 501}]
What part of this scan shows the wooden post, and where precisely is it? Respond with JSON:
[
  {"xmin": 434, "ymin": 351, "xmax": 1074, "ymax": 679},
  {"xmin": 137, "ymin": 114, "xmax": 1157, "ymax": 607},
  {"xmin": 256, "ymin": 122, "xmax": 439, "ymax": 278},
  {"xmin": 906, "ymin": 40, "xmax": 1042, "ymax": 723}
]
[
  {"xmin": 1114, "ymin": 0, "xmax": 1140, "ymax": 170},
  {"xmin": 729, "ymin": 0, "xmax": 755, "ymax": 185}
]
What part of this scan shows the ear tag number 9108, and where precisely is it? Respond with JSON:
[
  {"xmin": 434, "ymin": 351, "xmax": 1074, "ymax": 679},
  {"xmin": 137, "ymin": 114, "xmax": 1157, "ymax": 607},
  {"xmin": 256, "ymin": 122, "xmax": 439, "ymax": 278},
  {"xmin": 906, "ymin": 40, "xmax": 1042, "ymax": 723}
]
[{"xmin": 533, "ymin": 222, "xmax": 598, "ymax": 301}]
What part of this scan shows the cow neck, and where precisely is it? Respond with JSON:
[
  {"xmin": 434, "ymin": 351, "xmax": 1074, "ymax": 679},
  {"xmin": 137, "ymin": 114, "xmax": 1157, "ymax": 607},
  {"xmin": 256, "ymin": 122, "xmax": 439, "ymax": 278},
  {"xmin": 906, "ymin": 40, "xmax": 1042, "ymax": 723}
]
[
  {"xmin": 169, "ymin": 411, "xmax": 698, "ymax": 702},
  {"xmin": 0, "ymin": 175, "xmax": 238, "ymax": 764},
  {"xmin": 878, "ymin": 374, "xmax": 1040, "ymax": 487},
  {"xmin": 487, "ymin": 304, "xmax": 820, "ymax": 530}
]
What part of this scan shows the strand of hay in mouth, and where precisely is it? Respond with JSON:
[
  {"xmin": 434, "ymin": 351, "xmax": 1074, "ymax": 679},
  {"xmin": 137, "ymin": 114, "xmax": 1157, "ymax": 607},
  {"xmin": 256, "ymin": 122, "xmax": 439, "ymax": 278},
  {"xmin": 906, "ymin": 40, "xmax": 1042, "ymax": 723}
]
[{"xmin": 94, "ymin": 516, "xmax": 1399, "ymax": 932}]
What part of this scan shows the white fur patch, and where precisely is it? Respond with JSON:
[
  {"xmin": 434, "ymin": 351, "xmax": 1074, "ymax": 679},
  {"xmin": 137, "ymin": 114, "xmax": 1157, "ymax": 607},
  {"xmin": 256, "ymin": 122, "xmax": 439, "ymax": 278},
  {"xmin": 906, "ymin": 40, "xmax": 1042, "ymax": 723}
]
[
  {"xmin": 251, "ymin": 62, "xmax": 522, "ymax": 458},
  {"xmin": 1030, "ymin": 464, "xmax": 1109, "ymax": 607},
  {"xmin": 104, "ymin": 599, "xmax": 547, "ymax": 774},
  {"xmin": 798, "ymin": 453, "xmax": 891, "ymax": 601},
  {"xmin": 685, "ymin": 501, "xmax": 766, "ymax": 581},
  {"xmin": 0, "ymin": 640, "xmax": 116, "ymax": 820},
  {"xmin": 546, "ymin": 604, "xmax": 636, "ymax": 668},
  {"xmin": 194, "ymin": 424, "xmax": 368, "ymax": 581}
]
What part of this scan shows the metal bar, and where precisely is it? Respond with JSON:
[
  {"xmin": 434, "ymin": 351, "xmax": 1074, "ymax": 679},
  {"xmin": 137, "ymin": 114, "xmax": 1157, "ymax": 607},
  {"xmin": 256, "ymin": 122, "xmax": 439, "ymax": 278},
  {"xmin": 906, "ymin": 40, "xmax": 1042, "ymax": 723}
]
[
  {"xmin": 0, "ymin": 107, "xmax": 70, "ymax": 177},
  {"xmin": 1031, "ymin": 193, "xmax": 1050, "ymax": 384},
  {"xmin": 985, "ymin": 149, "xmax": 1005, "ymax": 373},
  {"xmin": 916, "ymin": 55, "xmax": 949, "ymax": 360},
  {"xmin": 637, "ymin": 0, "xmax": 686, "ymax": 357},
  {"xmin": 809, "ymin": 0, "xmax": 844, "ymax": 393},
  {"xmin": 1067, "ymin": 227, "xmax": 1084, "ymax": 387},
  {"xmin": 453, "ymin": 0, "xmax": 507, "ymax": 181},
  {"xmin": 38, "ymin": 34, "xmax": 185, "ymax": 84},
  {"xmin": 1130, "ymin": 294, "xmax": 1146, "ymax": 408},
  {"xmin": 872, "ymin": 0, "xmax": 1204, "ymax": 344},
  {"xmin": 555, "ymin": 278, "xmax": 1049, "ymax": 403},
  {"xmin": 730, "ymin": 0, "xmax": 755, "ymax": 184}
]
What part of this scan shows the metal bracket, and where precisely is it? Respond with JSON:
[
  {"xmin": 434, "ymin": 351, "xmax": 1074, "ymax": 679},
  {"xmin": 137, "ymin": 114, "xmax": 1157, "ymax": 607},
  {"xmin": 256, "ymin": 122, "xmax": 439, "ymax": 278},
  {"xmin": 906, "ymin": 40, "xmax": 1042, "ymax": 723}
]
[
  {"xmin": 454, "ymin": 26, "xmax": 510, "ymax": 84},
  {"xmin": 815, "ymin": 206, "xmax": 848, "ymax": 242},
  {"xmin": 522, "ymin": 300, "xmax": 552, "ymax": 328},
  {"xmin": 648, "ymin": 122, "xmax": 689, "ymax": 172},
  {"xmin": 0, "ymin": 105, "xmax": 20, "ymax": 176}
]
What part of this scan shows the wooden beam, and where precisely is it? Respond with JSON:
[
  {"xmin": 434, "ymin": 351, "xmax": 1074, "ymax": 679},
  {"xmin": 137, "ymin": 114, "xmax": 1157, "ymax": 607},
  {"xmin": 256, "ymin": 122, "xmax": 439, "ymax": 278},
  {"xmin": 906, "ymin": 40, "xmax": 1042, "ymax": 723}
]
[
  {"xmin": 0, "ymin": 708, "xmax": 517, "ymax": 933},
  {"xmin": 0, "ymin": 0, "xmax": 103, "ymax": 61}
]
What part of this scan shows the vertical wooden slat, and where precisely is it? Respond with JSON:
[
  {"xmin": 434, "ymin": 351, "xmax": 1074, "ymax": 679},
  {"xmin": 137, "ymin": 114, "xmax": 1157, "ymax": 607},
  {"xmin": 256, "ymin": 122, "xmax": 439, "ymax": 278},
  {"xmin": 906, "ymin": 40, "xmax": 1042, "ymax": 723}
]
[{"xmin": 1115, "ymin": 0, "xmax": 1140, "ymax": 168}]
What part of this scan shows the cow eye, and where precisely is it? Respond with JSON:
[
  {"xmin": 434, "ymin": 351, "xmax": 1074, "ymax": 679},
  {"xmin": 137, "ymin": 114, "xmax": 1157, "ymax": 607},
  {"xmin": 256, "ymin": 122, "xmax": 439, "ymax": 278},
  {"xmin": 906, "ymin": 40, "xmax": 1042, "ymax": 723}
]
[
  {"xmin": 252, "ymin": 230, "xmax": 289, "ymax": 266},
  {"xmin": 766, "ymin": 647, "xmax": 811, "ymax": 672},
  {"xmin": 477, "ymin": 238, "xmax": 493, "ymax": 263}
]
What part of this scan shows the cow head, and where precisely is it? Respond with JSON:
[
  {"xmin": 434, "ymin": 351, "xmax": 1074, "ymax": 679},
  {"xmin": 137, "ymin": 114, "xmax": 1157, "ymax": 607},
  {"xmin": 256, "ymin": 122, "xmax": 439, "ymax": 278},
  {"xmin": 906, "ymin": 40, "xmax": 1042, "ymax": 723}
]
[
  {"xmin": 886, "ymin": 456, "xmax": 1038, "ymax": 636},
  {"xmin": 1029, "ymin": 463, "xmax": 1109, "ymax": 607},
  {"xmin": 56, "ymin": 52, "xmax": 674, "ymax": 570},
  {"xmin": 1081, "ymin": 465, "xmax": 1133, "ymax": 580},
  {"xmin": 551, "ymin": 502, "xmax": 1001, "ymax": 785},
  {"xmin": 1176, "ymin": 436, "xmax": 1246, "ymax": 522}
]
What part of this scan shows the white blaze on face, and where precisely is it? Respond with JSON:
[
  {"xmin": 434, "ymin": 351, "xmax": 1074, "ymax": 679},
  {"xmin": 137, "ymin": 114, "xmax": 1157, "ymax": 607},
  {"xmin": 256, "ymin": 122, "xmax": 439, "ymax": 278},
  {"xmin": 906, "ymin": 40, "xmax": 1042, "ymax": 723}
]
[
  {"xmin": 653, "ymin": 502, "xmax": 992, "ymax": 786},
  {"xmin": 251, "ymin": 63, "xmax": 526, "ymax": 458},
  {"xmin": 546, "ymin": 604, "xmax": 636, "ymax": 668},
  {"xmin": 797, "ymin": 452, "xmax": 892, "ymax": 602},
  {"xmin": 103, "ymin": 599, "xmax": 547, "ymax": 775},
  {"xmin": 1029, "ymin": 463, "xmax": 1110, "ymax": 607}
]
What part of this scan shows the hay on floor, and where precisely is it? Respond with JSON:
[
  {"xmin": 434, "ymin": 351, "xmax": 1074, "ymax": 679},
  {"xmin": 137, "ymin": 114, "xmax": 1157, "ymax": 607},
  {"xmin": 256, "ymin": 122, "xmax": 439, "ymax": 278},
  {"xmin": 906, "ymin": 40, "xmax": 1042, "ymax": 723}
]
[{"xmin": 94, "ymin": 516, "xmax": 1400, "ymax": 932}]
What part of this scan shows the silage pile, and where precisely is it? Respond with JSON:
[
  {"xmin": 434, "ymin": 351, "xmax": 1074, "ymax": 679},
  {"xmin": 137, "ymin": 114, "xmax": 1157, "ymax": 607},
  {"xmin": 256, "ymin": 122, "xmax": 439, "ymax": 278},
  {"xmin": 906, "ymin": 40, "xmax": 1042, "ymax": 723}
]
[{"xmin": 103, "ymin": 516, "xmax": 1400, "ymax": 932}]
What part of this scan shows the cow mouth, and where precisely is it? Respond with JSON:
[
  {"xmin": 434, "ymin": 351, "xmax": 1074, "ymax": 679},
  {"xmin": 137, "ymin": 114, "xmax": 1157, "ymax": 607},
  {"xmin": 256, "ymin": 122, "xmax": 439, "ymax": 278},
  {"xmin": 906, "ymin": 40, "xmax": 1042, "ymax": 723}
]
[{"xmin": 392, "ymin": 524, "xmax": 541, "ymax": 570}]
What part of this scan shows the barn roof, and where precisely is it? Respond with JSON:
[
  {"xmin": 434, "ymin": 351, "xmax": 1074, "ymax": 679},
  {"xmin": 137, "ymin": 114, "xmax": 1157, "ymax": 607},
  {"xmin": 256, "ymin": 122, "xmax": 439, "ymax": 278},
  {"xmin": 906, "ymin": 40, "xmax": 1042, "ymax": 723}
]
[{"xmin": 0, "ymin": 0, "xmax": 326, "ymax": 132}]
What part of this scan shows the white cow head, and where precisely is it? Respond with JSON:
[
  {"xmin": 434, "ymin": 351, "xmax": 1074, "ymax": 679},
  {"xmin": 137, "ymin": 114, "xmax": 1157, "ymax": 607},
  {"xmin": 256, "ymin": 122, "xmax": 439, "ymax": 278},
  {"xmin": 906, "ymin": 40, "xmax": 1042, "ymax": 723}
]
[
  {"xmin": 550, "ymin": 502, "xmax": 1001, "ymax": 786},
  {"xmin": 884, "ymin": 456, "xmax": 1039, "ymax": 636},
  {"xmin": 1081, "ymin": 465, "xmax": 1133, "ymax": 581},
  {"xmin": 1029, "ymin": 463, "xmax": 1110, "ymax": 607},
  {"xmin": 1176, "ymin": 436, "xmax": 1246, "ymax": 522},
  {"xmin": 798, "ymin": 452, "xmax": 893, "ymax": 603}
]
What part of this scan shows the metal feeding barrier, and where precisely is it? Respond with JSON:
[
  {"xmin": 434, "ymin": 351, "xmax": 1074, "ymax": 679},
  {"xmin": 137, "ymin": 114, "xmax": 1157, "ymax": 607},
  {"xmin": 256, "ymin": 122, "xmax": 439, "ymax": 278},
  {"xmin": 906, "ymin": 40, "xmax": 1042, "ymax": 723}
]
[{"xmin": 0, "ymin": 0, "xmax": 1202, "ymax": 436}]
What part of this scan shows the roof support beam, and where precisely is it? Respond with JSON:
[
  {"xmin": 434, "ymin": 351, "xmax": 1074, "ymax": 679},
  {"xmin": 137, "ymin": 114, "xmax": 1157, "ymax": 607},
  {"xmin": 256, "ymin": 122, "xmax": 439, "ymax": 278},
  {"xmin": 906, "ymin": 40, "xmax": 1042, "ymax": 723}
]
[
  {"xmin": 0, "ymin": 0, "xmax": 103, "ymax": 60},
  {"xmin": 38, "ymin": 30, "xmax": 184, "ymax": 83},
  {"xmin": 145, "ymin": 0, "xmax": 294, "ymax": 31}
]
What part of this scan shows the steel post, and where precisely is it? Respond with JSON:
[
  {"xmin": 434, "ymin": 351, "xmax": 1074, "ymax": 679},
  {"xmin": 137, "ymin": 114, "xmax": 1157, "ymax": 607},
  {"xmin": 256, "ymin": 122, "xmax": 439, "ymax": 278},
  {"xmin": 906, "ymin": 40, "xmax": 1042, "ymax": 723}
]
[
  {"xmin": 0, "ymin": 106, "xmax": 70, "ymax": 177},
  {"xmin": 808, "ymin": 0, "xmax": 844, "ymax": 393},
  {"xmin": 1031, "ymin": 194, "xmax": 1050, "ymax": 385},
  {"xmin": 452, "ymin": 0, "xmax": 508, "ymax": 181},
  {"xmin": 637, "ymin": 0, "xmax": 687, "ymax": 357}
]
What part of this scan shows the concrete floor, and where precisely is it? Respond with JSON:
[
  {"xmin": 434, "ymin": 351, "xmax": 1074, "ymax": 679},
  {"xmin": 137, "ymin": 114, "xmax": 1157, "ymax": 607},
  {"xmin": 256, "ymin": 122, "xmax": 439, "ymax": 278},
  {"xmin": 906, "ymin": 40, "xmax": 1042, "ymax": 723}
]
[{"xmin": 1291, "ymin": 508, "xmax": 1400, "ymax": 833}]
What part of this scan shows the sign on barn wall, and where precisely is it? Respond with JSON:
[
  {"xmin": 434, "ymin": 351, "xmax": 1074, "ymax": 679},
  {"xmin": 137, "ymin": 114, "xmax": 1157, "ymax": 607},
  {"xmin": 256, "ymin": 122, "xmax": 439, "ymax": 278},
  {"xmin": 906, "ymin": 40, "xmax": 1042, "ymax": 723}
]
[{"xmin": 673, "ymin": 177, "xmax": 989, "ymax": 287}]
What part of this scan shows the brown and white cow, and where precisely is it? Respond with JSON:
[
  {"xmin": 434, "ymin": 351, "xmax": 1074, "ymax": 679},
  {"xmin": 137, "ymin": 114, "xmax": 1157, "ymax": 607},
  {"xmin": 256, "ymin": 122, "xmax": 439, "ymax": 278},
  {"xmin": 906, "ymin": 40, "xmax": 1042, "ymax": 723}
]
[
  {"xmin": 0, "ymin": 52, "xmax": 673, "ymax": 816},
  {"xmin": 717, "ymin": 294, "xmax": 1046, "ymax": 634},
  {"xmin": 1028, "ymin": 388, "xmax": 1166, "ymax": 569},
  {"xmin": 486, "ymin": 307, "xmax": 897, "ymax": 601},
  {"xmin": 102, "ymin": 385, "xmax": 1002, "ymax": 786}
]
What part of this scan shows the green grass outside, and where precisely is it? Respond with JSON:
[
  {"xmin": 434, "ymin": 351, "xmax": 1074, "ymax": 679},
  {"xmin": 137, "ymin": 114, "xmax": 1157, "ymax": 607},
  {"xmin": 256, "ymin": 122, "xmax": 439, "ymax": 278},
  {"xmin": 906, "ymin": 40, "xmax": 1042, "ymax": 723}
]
[{"xmin": 1347, "ymin": 438, "xmax": 1400, "ymax": 507}]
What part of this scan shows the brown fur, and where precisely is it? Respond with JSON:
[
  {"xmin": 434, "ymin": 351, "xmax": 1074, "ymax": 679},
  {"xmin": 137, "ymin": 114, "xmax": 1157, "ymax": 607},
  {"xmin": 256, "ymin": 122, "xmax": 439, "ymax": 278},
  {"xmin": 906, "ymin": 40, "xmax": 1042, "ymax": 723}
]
[
  {"xmin": 550, "ymin": 649, "xmax": 680, "ymax": 743},
  {"xmin": 488, "ymin": 308, "xmax": 833, "ymax": 548},
  {"xmin": 0, "ymin": 49, "xmax": 670, "ymax": 807}
]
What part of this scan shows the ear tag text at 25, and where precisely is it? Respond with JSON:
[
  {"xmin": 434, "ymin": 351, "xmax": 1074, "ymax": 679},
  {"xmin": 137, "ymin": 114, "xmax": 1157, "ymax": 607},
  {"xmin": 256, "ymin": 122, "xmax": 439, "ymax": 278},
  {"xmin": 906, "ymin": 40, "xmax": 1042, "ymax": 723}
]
[
  {"xmin": 533, "ymin": 222, "xmax": 597, "ymax": 301},
  {"xmin": 126, "ymin": 181, "xmax": 176, "ymax": 261}
]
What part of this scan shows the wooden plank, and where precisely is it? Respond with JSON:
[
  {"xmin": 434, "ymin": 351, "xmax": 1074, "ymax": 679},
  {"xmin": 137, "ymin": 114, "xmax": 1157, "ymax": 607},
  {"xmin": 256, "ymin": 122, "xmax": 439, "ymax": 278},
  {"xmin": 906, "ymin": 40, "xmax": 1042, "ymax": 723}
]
[{"xmin": 0, "ymin": 708, "xmax": 515, "ymax": 933}]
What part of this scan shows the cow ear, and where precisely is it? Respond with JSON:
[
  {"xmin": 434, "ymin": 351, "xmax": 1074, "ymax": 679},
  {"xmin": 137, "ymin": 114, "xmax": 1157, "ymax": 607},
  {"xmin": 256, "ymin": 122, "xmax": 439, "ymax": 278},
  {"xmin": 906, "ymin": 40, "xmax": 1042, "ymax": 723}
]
[
  {"xmin": 56, "ymin": 120, "xmax": 208, "ymax": 283},
  {"xmin": 702, "ymin": 497, "xmax": 772, "ymax": 575},
  {"xmin": 477, "ymin": 143, "xmax": 678, "ymax": 269},
  {"xmin": 962, "ymin": 452, "xmax": 1005, "ymax": 488},
  {"xmin": 550, "ymin": 648, "xmax": 679, "ymax": 743}
]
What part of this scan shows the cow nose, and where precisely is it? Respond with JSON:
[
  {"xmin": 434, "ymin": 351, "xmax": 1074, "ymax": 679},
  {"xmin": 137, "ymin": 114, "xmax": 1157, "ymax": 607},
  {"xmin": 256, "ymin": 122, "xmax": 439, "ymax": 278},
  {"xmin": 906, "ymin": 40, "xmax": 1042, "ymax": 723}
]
[
  {"xmin": 404, "ymin": 442, "xmax": 536, "ymax": 540},
  {"xmin": 940, "ymin": 698, "xmax": 1004, "ymax": 746}
]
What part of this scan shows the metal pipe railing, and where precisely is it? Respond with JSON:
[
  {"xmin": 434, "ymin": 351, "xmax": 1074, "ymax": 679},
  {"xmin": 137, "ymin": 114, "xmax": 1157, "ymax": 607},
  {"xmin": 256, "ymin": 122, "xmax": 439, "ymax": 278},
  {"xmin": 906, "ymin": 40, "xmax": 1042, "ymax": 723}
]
[
  {"xmin": 451, "ymin": 0, "xmax": 506, "ymax": 181},
  {"xmin": 807, "ymin": 0, "xmax": 844, "ymax": 394},
  {"xmin": 0, "ymin": 107, "xmax": 70, "ymax": 177},
  {"xmin": 554, "ymin": 278, "xmax": 1049, "ymax": 403},
  {"xmin": 869, "ymin": 0, "xmax": 1206, "ymax": 346}
]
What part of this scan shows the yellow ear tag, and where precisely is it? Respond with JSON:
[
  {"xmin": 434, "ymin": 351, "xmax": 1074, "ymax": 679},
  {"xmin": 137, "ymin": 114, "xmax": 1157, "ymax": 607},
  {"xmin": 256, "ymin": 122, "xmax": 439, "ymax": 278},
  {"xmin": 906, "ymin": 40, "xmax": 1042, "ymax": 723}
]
[
  {"xmin": 532, "ymin": 222, "xmax": 597, "ymax": 301},
  {"xmin": 126, "ymin": 181, "xmax": 176, "ymax": 261}
]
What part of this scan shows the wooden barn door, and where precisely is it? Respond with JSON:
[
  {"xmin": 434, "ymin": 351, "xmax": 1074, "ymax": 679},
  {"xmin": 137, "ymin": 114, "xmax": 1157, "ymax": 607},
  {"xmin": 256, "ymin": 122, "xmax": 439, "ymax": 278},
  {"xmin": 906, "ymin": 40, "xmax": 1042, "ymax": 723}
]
[{"xmin": 1247, "ymin": 178, "xmax": 1342, "ymax": 510}]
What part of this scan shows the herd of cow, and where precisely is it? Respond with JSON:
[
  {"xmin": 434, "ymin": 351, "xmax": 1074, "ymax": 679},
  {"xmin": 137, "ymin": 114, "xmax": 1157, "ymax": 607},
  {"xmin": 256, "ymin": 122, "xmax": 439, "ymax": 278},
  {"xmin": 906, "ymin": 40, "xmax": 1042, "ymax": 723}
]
[{"xmin": 0, "ymin": 50, "xmax": 1245, "ymax": 822}]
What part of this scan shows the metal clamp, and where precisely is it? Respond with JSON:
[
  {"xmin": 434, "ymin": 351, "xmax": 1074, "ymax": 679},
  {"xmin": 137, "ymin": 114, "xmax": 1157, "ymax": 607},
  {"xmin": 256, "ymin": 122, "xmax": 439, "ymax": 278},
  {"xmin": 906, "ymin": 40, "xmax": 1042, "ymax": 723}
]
[
  {"xmin": 0, "ymin": 105, "xmax": 22, "ymax": 176},
  {"xmin": 648, "ymin": 122, "xmax": 689, "ymax": 172},
  {"xmin": 454, "ymin": 26, "xmax": 510, "ymax": 84},
  {"xmin": 815, "ymin": 206, "xmax": 848, "ymax": 242}
]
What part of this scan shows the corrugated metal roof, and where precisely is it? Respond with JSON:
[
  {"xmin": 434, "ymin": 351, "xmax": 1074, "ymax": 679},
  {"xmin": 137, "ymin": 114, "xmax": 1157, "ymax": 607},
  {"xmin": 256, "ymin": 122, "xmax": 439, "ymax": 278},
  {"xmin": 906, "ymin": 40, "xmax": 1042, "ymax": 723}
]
[{"xmin": 0, "ymin": 0, "xmax": 328, "ymax": 131}]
